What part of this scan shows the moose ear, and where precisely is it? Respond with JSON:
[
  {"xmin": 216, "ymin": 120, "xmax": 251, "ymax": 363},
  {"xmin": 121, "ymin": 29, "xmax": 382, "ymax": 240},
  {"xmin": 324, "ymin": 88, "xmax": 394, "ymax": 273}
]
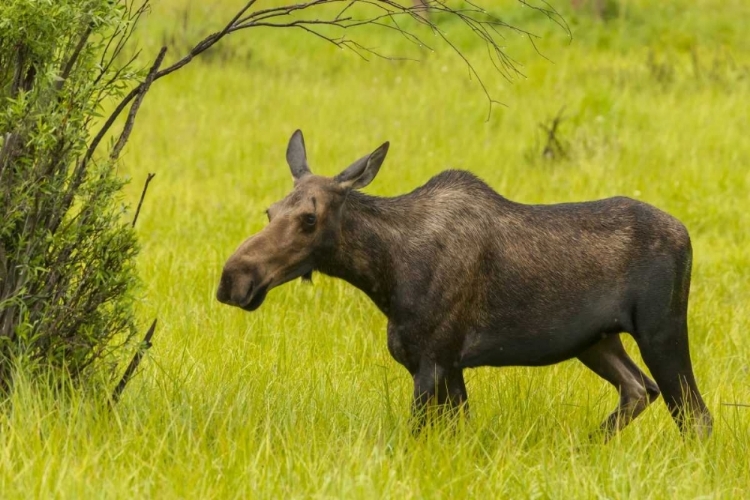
[
  {"xmin": 286, "ymin": 129, "xmax": 311, "ymax": 181},
  {"xmin": 334, "ymin": 142, "xmax": 390, "ymax": 190}
]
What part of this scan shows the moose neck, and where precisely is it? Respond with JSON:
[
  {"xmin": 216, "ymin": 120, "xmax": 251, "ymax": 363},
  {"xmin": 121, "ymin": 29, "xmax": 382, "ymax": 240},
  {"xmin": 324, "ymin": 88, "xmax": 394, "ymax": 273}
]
[{"xmin": 315, "ymin": 191, "xmax": 401, "ymax": 316}]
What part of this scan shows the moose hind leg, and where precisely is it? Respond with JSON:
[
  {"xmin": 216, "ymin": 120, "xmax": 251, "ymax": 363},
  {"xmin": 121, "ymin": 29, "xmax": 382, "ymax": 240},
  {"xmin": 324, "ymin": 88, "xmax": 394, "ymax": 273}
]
[
  {"xmin": 634, "ymin": 316, "xmax": 712, "ymax": 438},
  {"xmin": 578, "ymin": 334, "xmax": 660, "ymax": 439}
]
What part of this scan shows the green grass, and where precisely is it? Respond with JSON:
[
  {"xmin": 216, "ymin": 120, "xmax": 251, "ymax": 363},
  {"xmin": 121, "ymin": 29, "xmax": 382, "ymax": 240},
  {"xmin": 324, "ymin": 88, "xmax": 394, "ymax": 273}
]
[{"xmin": 3, "ymin": 0, "xmax": 750, "ymax": 497}]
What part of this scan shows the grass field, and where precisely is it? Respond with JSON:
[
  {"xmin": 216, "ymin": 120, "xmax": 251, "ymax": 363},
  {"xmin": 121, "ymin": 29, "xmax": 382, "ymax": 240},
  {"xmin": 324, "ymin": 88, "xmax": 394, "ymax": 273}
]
[{"xmin": 2, "ymin": 0, "xmax": 750, "ymax": 497}]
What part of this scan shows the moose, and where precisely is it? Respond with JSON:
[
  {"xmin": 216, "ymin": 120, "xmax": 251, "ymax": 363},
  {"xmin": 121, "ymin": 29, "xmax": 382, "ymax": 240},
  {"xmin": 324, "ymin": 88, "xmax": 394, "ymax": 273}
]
[{"xmin": 216, "ymin": 130, "xmax": 712, "ymax": 439}]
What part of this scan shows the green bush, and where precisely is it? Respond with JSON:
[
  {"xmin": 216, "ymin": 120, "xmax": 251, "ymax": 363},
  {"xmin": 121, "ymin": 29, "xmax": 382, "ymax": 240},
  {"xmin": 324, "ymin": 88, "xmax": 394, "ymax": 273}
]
[{"xmin": 0, "ymin": 0, "xmax": 143, "ymax": 389}]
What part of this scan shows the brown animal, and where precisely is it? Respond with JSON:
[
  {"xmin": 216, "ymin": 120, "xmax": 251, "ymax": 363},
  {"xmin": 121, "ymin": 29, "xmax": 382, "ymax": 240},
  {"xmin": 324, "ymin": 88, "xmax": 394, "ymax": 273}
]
[{"xmin": 217, "ymin": 130, "xmax": 712, "ymax": 438}]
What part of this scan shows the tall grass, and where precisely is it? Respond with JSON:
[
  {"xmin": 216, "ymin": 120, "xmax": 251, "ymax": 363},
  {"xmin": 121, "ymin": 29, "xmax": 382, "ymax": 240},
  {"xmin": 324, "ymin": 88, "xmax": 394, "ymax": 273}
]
[{"xmin": 2, "ymin": 0, "xmax": 749, "ymax": 497}]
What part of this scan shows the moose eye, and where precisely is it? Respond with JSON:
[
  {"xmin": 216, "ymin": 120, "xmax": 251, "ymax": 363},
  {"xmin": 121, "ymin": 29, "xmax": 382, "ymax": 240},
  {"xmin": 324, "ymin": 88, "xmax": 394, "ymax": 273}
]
[{"xmin": 302, "ymin": 213, "xmax": 317, "ymax": 227}]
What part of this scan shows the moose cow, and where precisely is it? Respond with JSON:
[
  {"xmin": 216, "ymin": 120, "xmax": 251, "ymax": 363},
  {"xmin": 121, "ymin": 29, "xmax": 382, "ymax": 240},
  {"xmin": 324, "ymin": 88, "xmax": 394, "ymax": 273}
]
[{"xmin": 217, "ymin": 130, "xmax": 712, "ymax": 438}]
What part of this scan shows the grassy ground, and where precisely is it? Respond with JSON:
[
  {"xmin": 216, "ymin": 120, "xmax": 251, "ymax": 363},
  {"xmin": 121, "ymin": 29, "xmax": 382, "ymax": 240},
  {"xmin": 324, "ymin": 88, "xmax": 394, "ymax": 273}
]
[{"xmin": 2, "ymin": 0, "xmax": 750, "ymax": 497}]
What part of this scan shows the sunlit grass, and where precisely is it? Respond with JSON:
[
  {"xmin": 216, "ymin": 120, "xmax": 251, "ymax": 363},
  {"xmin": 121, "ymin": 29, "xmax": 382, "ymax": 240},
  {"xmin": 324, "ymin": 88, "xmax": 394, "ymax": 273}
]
[{"xmin": 2, "ymin": 0, "xmax": 749, "ymax": 498}]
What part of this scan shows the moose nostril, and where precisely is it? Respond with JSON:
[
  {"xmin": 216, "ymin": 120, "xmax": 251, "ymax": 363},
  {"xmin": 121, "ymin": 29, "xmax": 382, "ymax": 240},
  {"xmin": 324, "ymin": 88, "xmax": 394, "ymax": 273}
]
[{"xmin": 242, "ymin": 281, "xmax": 255, "ymax": 304}]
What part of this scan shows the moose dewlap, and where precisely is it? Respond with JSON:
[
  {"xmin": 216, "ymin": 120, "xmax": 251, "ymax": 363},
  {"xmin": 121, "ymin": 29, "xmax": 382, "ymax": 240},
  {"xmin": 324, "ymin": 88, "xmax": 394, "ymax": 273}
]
[{"xmin": 217, "ymin": 130, "xmax": 712, "ymax": 439}]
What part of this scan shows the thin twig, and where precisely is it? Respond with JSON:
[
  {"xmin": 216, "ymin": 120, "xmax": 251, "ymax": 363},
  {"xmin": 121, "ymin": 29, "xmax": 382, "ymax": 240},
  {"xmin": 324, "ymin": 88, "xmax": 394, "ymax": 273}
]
[
  {"xmin": 540, "ymin": 106, "xmax": 567, "ymax": 160},
  {"xmin": 56, "ymin": 25, "xmax": 93, "ymax": 92},
  {"xmin": 110, "ymin": 47, "xmax": 167, "ymax": 160},
  {"xmin": 57, "ymin": 47, "xmax": 165, "ymax": 237},
  {"xmin": 132, "ymin": 173, "xmax": 155, "ymax": 228},
  {"xmin": 95, "ymin": 0, "xmax": 150, "ymax": 88},
  {"xmin": 111, "ymin": 318, "xmax": 157, "ymax": 403}
]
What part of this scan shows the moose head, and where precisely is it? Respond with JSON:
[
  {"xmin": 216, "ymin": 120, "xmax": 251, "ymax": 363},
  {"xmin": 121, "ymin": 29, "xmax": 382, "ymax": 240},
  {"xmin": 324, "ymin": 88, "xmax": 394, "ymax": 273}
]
[{"xmin": 216, "ymin": 130, "xmax": 389, "ymax": 311}]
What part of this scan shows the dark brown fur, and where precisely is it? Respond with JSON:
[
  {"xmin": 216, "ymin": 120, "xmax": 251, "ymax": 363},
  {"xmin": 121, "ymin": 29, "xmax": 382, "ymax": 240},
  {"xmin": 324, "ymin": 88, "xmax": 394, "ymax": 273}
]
[{"xmin": 217, "ymin": 130, "xmax": 712, "ymax": 438}]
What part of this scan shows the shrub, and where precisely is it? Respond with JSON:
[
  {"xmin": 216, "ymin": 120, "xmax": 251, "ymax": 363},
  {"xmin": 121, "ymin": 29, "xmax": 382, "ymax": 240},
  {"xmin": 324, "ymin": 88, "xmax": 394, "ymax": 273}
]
[{"xmin": 0, "ymin": 0, "xmax": 143, "ymax": 389}]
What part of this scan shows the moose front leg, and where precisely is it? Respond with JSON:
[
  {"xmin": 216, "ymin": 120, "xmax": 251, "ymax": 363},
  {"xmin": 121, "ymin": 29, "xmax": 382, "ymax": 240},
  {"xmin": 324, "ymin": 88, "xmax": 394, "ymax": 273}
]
[{"xmin": 411, "ymin": 360, "xmax": 468, "ymax": 431}]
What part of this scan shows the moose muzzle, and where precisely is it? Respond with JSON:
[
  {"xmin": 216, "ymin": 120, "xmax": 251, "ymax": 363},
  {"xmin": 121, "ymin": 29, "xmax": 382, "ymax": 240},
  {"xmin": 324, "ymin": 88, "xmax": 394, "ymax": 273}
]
[{"xmin": 216, "ymin": 256, "xmax": 267, "ymax": 311}]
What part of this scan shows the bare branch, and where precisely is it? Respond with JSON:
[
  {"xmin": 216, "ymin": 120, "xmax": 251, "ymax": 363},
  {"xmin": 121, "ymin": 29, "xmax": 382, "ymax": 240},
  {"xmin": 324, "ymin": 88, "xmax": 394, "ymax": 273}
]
[
  {"xmin": 95, "ymin": 0, "xmax": 150, "ymax": 88},
  {"xmin": 335, "ymin": 1, "xmax": 358, "ymax": 22},
  {"xmin": 518, "ymin": 0, "xmax": 570, "ymax": 42},
  {"xmin": 540, "ymin": 106, "xmax": 567, "ymax": 160},
  {"xmin": 132, "ymin": 173, "xmax": 156, "ymax": 228},
  {"xmin": 56, "ymin": 47, "xmax": 162, "ymax": 237},
  {"xmin": 110, "ymin": 46, "xmax": 167, "ymax": 160},
  {"xmin": 93, "ymin": 0, "xmax": 564, "ymax": 161},
  {"xmin": 56, "ymin": 25, "xmax": 93, "ymax": 91},
  {"xmin": 111, "ymin": 318, "xmax": 157, "ymax": 403}
]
